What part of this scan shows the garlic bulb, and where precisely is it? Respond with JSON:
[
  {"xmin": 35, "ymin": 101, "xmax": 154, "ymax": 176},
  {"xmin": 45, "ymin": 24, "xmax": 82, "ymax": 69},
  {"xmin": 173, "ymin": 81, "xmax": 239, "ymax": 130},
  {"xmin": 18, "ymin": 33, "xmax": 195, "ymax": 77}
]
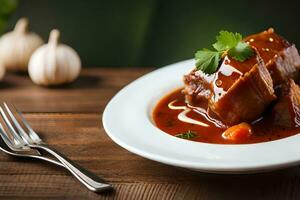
[
  {"xmin": 28, "ymin": 29, "xmax": 81, "ymax": 86},
  {"xmin": 0, "ymin": 18, "xmax": 44, "ymax": 71}
]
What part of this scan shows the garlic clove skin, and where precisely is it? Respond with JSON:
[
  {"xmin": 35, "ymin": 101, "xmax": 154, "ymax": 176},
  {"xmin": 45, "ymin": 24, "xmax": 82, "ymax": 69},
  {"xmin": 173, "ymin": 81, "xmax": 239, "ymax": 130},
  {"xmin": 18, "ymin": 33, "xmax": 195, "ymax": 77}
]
[
  {"xmin": 28, "ymin": 29, "xmax": 81, "ymax": 86},
  {"xmin": 0, "ymin": 18, "xmax": 44, "ymax": 72}
]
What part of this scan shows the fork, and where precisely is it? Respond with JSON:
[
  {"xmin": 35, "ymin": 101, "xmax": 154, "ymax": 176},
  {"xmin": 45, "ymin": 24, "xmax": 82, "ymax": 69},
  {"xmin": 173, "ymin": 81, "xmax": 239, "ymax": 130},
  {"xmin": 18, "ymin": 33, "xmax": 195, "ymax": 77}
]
[{"xmin": 0, "ymin": 103, "xmax": 113, "ymax": 192}]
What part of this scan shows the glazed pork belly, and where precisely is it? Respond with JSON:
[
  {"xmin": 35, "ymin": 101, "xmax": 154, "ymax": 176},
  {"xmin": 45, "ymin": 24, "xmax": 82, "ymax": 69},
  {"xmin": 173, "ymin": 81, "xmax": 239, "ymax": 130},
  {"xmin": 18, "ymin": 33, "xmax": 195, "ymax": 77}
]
[
  {"xmin": 271, "ymin": 79, "xmax": 300, "ymax": 127},
  {"xmin": 183, "ymin": 29, "xmax": 300, "ymax": 126},
  {"xmin": 244, "ymin": 29, "xmax": 300, "ymax": 85}
]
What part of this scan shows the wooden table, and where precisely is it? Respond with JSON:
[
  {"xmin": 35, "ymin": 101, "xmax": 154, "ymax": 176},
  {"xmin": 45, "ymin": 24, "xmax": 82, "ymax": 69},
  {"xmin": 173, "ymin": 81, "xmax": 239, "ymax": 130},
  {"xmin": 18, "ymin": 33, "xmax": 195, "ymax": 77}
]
[{"xmin": 0, "ymin": 68, "xmax": 300, "ymax": 200}]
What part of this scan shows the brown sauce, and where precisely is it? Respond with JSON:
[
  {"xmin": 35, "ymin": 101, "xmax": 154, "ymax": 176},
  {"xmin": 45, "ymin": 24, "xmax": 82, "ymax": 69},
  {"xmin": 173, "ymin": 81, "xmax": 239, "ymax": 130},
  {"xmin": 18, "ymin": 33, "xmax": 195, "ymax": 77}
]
[{"xmin": 152, "ymin": 88, "xmax": 300, "ymax": 144}]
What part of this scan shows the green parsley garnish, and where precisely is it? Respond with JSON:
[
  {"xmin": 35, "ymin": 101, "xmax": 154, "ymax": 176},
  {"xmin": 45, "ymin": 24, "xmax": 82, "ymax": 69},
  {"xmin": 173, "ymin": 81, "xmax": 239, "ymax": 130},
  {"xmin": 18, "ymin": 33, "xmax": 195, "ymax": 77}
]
[
  {"xmin": 175, "ymin": 130, "xmax": 198, "ymax": 140},
  {"xmin": 195, "ymin": 30, "xmax": 254, "ymax": 74}
]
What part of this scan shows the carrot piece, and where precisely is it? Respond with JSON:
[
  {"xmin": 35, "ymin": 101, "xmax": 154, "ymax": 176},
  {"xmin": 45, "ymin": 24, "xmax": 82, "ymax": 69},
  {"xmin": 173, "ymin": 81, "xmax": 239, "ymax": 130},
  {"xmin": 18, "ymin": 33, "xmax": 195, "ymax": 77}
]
[{"xmin": 222, "ymin": 122, "xmax": 252, "ymax": 141}]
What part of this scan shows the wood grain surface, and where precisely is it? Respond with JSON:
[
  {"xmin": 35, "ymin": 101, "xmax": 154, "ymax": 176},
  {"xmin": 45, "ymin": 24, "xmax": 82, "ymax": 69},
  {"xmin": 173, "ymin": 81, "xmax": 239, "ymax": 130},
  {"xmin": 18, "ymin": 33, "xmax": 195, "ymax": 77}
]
[{"xmin": 0, "ymin": 68, "xmax": 300, "ymax": 200}]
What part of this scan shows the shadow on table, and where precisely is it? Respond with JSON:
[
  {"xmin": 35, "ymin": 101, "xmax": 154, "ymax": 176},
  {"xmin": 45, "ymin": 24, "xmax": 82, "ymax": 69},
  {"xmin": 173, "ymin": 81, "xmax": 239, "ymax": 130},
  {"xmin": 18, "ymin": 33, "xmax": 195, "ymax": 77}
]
[
  {"xmin": 0, "ymin": 73, "xmax": 97, "ymax": 90},
  {"xmin": 0, "ymin": 80, "xmax": 17, "ymax": 89},
  {"xmin": 69, "ymin": 75, "xmax": 102, "ymax": 89},
  {"xmin": 1, "ymin": 72, "xmax": 104, "ymax": 90},
  {"xmin": 48, "ymin": 75, "xmax": 103, "ymax": 89}
]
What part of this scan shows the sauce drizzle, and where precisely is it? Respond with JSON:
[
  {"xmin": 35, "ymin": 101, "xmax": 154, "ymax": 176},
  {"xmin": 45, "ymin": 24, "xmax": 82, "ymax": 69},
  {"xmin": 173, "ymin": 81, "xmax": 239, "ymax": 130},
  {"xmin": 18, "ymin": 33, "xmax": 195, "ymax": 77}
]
[{"xmin": 168, "ymin": 100, "xmax": 209, "ymax": 127}]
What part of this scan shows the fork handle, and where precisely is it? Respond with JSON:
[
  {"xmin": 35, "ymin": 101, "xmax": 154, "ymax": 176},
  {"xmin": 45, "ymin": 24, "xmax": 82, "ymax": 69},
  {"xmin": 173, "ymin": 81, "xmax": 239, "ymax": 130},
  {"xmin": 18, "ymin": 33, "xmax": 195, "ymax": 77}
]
[{"xmin": 30, "ymin": 144, "xmax": 113, "ymax": 192}]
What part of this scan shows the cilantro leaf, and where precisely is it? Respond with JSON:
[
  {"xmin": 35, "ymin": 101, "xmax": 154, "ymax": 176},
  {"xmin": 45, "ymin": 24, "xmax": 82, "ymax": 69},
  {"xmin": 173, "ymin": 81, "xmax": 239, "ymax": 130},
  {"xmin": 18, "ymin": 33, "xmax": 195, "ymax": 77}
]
[
  {"xmin": 194, "ymin": 30, "xmax": 254, "ymax": 74},
  {"xmin": 228, "ymin": 41, "xmax": 254, "ymax": 62},
  {"xmin": 213, "ymin": 31, "xmax": 242, "ymax": 51},
  {"xmin": 175, "ymin": 130, "xmax": 198, "ymax": 140},
  {"xmin": 195, "ymin": 49, "xmax": 220, "ymax": 74}
]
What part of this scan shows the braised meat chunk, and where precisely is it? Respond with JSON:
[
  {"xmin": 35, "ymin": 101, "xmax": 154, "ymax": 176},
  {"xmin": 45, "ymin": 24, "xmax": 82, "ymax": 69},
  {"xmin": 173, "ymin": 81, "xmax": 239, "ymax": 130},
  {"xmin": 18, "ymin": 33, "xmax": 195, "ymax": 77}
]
[
  {"xmin": 245, "ymin": 28, "xmax": 300, "ymax": 85},
  {"xmin": 183, "ymin": 69, "xmax": 212, "ymax": 106},
  {"xmin": 271, "ymin": 79, "xmax": 300, "ymax": 128},
  {"xmin": 209, "ymin": 55, "xmax": 276, "ymax": 125}
]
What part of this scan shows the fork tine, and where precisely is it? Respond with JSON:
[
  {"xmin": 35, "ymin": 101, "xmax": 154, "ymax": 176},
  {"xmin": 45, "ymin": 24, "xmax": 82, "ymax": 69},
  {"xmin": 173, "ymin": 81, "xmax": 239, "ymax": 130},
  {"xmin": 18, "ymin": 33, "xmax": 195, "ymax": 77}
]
[
  {"xmin": 9, "ymin": 103, "xmax": 42, "ymax": 143},
  {"xmin": 0, "ymin": 123, "xmax": 26, "ymax": 152},
  {"xmin": 3, "ymin": 103, "xmax": 32, "ymax": 143},
  {"xmin": 0, "ymin": 123, "xmax": 15, "ymax": 149},
  {"xmin": 0, "ymin": 106, "xmax": 24, "ymax": 148}
]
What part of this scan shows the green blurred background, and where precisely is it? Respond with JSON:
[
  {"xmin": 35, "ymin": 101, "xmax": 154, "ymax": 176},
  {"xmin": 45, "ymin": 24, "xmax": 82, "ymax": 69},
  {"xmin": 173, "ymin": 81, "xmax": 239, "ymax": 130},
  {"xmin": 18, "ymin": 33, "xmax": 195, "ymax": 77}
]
[{"xmin": 1, "ymin": 0, "xmax": 300, "ymax": 67}]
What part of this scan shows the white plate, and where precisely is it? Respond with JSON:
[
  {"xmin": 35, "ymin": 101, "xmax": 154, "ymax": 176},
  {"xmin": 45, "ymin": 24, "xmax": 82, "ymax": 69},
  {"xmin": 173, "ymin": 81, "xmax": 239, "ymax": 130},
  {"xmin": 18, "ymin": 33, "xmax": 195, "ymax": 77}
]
[{"xmin": 103, "ymin": 59, "xmax": 300, "ymax": 174}]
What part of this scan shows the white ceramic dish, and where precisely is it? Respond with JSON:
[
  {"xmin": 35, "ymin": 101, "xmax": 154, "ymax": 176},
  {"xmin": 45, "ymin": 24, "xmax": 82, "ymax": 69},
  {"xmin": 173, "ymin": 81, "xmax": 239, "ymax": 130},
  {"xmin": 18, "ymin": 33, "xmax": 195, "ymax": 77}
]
[{"xmin": 102, "ymin": 59, "xmax": 300, "ymax": 174}]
